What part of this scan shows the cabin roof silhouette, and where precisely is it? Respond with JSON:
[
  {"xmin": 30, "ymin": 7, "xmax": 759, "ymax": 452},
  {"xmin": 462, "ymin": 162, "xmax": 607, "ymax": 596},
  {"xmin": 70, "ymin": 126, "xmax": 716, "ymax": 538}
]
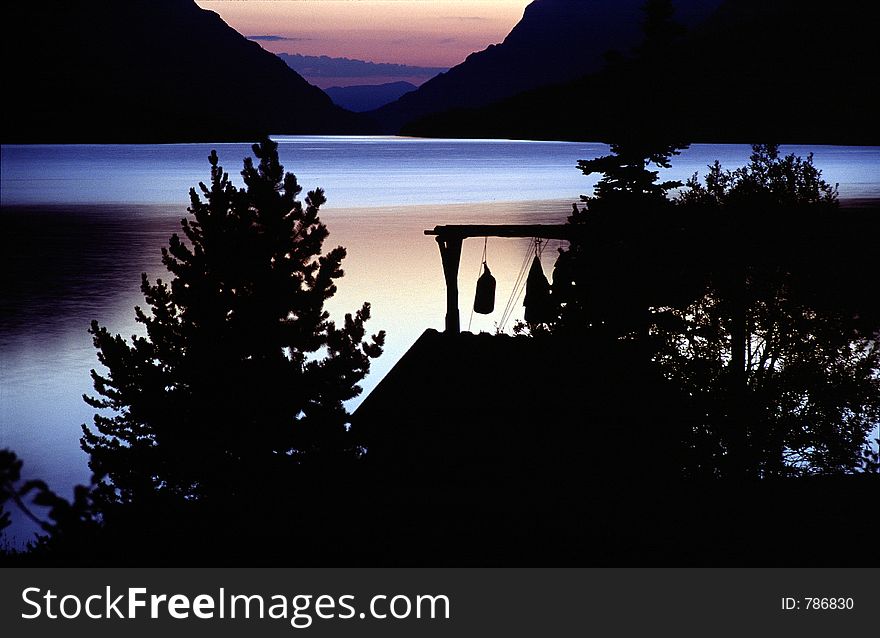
[{"xmin": 352, "ymin": 224, "xmax": 677, "ymax": 483}]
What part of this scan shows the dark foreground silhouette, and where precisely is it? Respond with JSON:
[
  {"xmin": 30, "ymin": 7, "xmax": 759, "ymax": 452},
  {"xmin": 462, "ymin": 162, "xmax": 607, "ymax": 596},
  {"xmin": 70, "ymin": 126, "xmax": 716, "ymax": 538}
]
[{"xmin": 2, "ymin": 143, "xmax": 879, "ymax": 566}]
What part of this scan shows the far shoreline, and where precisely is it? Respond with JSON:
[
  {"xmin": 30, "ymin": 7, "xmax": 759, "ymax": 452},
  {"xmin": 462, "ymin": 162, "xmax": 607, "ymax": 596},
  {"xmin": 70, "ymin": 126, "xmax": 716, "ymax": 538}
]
[{"xmin": 3, "ymin": 135, "xmax": 880, "ymax": 147}]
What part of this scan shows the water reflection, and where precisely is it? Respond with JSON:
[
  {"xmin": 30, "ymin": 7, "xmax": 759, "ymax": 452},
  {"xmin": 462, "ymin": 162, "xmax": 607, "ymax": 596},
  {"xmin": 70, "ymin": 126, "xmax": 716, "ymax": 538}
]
[{"xmin": 4, "ymin": 140, "xmax": 879, "ymax": 207}]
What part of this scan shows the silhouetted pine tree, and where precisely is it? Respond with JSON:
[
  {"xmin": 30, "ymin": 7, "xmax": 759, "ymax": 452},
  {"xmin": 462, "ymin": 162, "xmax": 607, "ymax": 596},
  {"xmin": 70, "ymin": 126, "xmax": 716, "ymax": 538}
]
[
  {"xmin": 81, "ymin": 140, "xmax": 384, "ymax": 511},
  {"xmin": 548, "ymin": 141, "xmax": 688, "ymax": 337},
  {"xmin": 574, "ymin": 141, "xmax": 685, "ymax": 210}
]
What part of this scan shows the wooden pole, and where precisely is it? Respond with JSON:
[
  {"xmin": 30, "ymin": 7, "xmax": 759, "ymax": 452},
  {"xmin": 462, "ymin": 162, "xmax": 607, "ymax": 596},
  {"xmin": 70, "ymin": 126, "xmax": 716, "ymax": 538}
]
[{"xmin": 435, "ymin": 235, "xmax": 463, "ymax": 334}]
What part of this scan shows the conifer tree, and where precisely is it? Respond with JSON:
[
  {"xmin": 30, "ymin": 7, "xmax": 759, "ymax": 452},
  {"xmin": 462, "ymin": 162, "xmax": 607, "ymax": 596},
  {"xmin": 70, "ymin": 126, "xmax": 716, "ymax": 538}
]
[
  {"xmin": 574, "ymin": 141, "xmax": 685, "ymax": 211},
  {"xmin": 548, "ymin": 141, "xmax": 688, "ymax": 336},
  {"xmin": 81, "ymin": 140, "xmax": 384, "ymax": 509}
]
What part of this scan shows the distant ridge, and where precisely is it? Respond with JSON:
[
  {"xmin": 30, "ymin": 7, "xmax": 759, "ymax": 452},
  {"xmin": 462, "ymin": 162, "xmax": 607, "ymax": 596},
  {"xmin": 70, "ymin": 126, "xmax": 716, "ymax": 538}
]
[
  {"xmin": 2, "ymin": 0, "xmax": 369, "ymax": 143},
  {"xmin": 277, "ymin": 53, "xmax": 446, "ymax": 86},
  {"xmin": 325, "ymin": 83, "xmax": 418, "ymax": 112}
]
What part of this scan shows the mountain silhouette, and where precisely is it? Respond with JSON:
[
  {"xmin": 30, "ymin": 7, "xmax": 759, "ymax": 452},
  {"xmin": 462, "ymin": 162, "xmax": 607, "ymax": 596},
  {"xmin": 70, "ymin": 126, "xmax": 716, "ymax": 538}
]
[
  {"xmin": 404, "ymin": 0, "xmax": 879, "ymax": 144},
  {"xmin": 2, "ymin": 0, "xmax": 368, "ymax": 142},
  {"xmin": 277, "ymin": 53, "xmax": 446, "ymax": 87},
  {"xmin": 369, "ymin": 0, "xmax": 722, "ymax": 133},
  {"xmin": 326, "ymin": 82, "xmax": 418, "ymax": 112}
]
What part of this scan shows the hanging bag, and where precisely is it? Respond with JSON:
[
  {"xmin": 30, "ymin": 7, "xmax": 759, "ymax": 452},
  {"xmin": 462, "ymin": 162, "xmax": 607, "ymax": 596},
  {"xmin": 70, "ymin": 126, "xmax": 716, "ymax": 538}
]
[
  {"xmin": 524, "ymin": 254, "xmax": 553, "ymax": 324},
  {"xmin": 473, "ymin": 262, "xmax": 496, "ymax": 314}
]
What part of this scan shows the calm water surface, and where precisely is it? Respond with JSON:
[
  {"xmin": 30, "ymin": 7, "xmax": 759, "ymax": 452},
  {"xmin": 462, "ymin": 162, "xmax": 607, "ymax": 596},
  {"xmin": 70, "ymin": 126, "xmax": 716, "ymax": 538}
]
[{"xmin": 2, "ymin": 137, "xmax": 879, "ymax": 545}]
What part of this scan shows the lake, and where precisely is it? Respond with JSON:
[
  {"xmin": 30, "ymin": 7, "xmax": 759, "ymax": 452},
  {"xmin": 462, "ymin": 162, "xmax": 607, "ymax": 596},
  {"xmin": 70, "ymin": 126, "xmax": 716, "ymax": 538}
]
[{"xmin": 2, "ymin": 137, "xmax": 879, "ymax": 546}]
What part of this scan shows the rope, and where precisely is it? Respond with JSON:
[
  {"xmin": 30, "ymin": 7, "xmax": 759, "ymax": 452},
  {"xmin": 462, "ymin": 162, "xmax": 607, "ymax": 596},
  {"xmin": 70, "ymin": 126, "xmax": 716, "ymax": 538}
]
[
  {"xmin": 467, "ymin": 237, "xmax": 489, "ymax": 332},
  {"xmin": 498, "ymin": 239, "xmax": 533, "ymax": 331},
  {"xmin": 499, "ymin": 238, "xmax": 544, "ymax": 332}
]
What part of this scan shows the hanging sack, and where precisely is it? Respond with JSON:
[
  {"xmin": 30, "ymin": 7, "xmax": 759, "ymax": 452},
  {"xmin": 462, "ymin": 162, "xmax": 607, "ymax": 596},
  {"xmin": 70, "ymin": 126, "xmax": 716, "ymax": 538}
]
[
  {"xmin": 524, "ymin": 255, "xmax": 553, "ymax": 323},
  {"xmin": 473, "ymin": 262, "xmax": 496, "ymax": 314}
]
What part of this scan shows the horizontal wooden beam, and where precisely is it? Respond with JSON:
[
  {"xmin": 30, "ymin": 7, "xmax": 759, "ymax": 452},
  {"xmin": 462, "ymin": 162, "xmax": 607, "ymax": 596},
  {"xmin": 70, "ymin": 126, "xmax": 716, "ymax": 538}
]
[{"xmin": 424, "ymin": 224, "xmax": 583, "ymax": 241}]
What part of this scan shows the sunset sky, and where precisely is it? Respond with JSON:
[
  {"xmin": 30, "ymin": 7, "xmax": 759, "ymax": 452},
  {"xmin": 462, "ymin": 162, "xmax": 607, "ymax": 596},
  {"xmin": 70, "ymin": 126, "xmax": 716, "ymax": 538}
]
[{"xmin": 195, "ymin": 0, "xmax": 531, "ymax": 68}]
